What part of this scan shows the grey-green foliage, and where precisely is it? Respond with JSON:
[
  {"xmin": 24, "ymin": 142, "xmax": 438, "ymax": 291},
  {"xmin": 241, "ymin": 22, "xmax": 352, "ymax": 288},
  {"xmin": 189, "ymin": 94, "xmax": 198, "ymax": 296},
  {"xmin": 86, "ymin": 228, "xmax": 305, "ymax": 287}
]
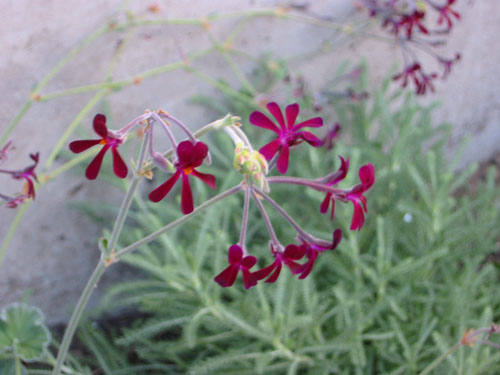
[
  {"xmin": 0, "ymin": 303, "xmax": 51, "ymax": 362},
  {"xmin": 75, "ymin": 70, "xmax": 500, "ymax": 375}
]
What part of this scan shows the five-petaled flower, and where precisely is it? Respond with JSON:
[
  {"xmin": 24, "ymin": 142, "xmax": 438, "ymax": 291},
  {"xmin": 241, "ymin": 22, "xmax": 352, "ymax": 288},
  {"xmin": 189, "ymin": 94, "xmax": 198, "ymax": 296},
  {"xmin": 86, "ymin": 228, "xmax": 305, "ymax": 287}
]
[
  {"xmin": 148, "ymin": 140, "xmax": 216, "ymax": 214},
  {"xmin": 254, "ymin": 243, "xmax": 305, "ymax": 283},
  {"xmin": 214, "ymin": 244, "xmax": 258, "ymax": 289},
  {"xmin": 346, "ymin": 163, "xmax": 375, "ymax": 231},
  {"xmin": 69, "ymin": 114, "xmax": 128, "ymax": 180},
  {"xmin": 295, "ymin": 229, "xmax": 342, "ymax": 279},
  {"xmin": 393, "ymin": 63, "xmax": 438, "ymax": 95},
  {"xmin": 250, "ymin": 102, "xmax": 323, "ymax": 174}
]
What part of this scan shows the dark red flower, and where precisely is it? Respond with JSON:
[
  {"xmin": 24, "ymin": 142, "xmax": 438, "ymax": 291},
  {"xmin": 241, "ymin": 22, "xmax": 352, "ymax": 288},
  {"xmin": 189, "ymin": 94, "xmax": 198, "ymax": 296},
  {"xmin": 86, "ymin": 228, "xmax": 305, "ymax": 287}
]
[
  {"xmin": 396, "ymin": 10, "xmax": 428, "ymax": 38},
  {"xmin": 346, "ymin": 164, "xmax": 375, "ymax": 231},
  {"xmin": 320, "ymin": 156, "xmax": 349, "ymax": 220},
  {"xmin": 148, "ymin": 140, "xmax": 216, "ymax": 214},
  {"xmin": 295, "ymin": 229, "xmax": 342, "ymax": 279},
  {"xmin": 254, "ymin": 243, "xmax": 305, "ymax": 283},
  {"xmin": 250, "ymin": 102, "xmax": 323, "ymax": 174},
  {"xmin": 393, "ymin": 63, "xmax": 438, "ymax": 95},
  {"xmin": 0, "ymin": 152, "xmax": 39, "ymax": 200},
  {"xmin": 214, "ymin": 244, "xmax": 258, "ymax": 289},
  {"xmin": 15, "ymin": 153, "xmax": 39, "ymax": 200},
  {"xmin": 69, "ymin": 114, "xmax": 128, "ymax": 180},
  {"xmin": 436, "ymin": 0, "xmax": 460, "ymax": 30}
]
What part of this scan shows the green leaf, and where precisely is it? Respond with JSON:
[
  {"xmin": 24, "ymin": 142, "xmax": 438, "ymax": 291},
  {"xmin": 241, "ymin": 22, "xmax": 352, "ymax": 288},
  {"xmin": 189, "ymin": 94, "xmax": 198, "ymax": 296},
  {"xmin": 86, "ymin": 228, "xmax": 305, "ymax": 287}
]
[{"xmin": 0, "ymin": 303, "xmax": 51, "ymax": 361}]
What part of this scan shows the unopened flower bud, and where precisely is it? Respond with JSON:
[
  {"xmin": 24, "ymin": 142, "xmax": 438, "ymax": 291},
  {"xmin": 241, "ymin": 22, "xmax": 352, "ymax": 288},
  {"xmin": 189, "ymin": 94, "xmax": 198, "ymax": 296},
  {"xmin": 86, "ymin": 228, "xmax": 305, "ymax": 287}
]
[{"xmin": 233, "ymin": 144, "xmax": 269, "ymax": 191}]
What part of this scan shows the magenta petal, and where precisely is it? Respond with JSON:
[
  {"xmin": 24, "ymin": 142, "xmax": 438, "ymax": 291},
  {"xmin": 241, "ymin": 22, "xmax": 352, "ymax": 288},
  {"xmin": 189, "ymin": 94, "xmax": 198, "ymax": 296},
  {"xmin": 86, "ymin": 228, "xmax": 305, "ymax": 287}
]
[
  {"xmin": 228, "ymin": 245, "xmax": 243, "ymax": 264},
  {"xmin": 276, "ymin": 144, "xmax": 290, "ymax": 174},
  {"xmin": 148, "ymin": 170, "xmax": 181, "ymax": 202},
  {"xmin": 192, "ymin": 142, "xmax": 209, "ymax": 166},
  {"xmin": 332, "ymin": 229, "xmax": 342, "ymax": 248},
  {"xmin": 249, "ymin": 111, "xmax": 281, "ymax": 135},
  {"xmin": 266, "ymin": 102, "xmax": 286, "ymax": 131},
  {"xmin": 69, "ymin": 139, "xmax": 101, "ymax": 153},
  {"xmin": 176, "ymin": 141, "xmax": 195, "ymax": 164},
  {"xmin": 285, "ymin": 103, "xmax": 299, "ymax": 129},
  {"xmin": 359, "ymin": 163, "xmax": 375, "ymax": 190},
  {"xmin": 320, "ymin": 193, "xmax": 332, "ymax": 214},
  {"xmin": 299, "ymin": 131, "xmax": 323, "ymax": 147},
  {"xmin": 214, "ymin": 265, "xmax": 239, "ymax": 287},
  {"xmin": 85, "ymin": 145, "xmax": 109, "ymax": 180},
  {"xmin": 284, "ymin": 244, "xmax": 305, "ymax": 260},
  {"xmin": 241, "ymin": 255, "xmax": 257, "ymax": 269},
  {"xmin": 180, "ymin": 172, "xmax": 194, "ymax": 214},
  {"xmin": 264, "ymin": 262, "xmax": 282, "ymax": 283},
  {"xmin": 350, "ymin": 200, "xmax": 365, "ymax": 231},
  {"xmin": 329, "ymin": 199, "xmax": 336, "ymax": 221},
  {"xmin": 254, "ymin": 261, "xmax": 278, "ymax": 280},
  {"xmin": 191, "ymin": 170, "xmax": 216, "ymax": 189},
  {"xmin": 111, "ymin": 147, "xmax": 128, "ymax": 178},
  {"xmin": 93, "ymin": 114, "xmax": 108, "ymax": 137},
  {"xmin": 259, "ymin": 139, "xmax": 281, "ymax": 161},
  {"xmin": 298, "ymin": 261, "xmax": 315, "ymax": 280},
  {"xmin": 241, "ymin": 269, "xmax": 258, "ymax": 289},
  {"xmin": 292, "ymin": 117, "xmax": 323, "ymax": 130}
]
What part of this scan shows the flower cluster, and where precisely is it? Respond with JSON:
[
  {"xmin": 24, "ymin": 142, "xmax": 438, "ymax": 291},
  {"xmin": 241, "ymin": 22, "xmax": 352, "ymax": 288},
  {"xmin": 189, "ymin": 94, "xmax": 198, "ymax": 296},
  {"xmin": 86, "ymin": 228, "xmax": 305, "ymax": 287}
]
[
  {"xmin": 69, "ymin": 111, "xmax": 217, "ymax": 214},
  {"xmin": 214, "ymin": 102, "xmax": 375, "ymax": 289},
  {"xmin": 359, "ymin": 0, "xmax": 462, "ymax": 94},
  {"xmin": 0, "ymin": 141, "xmax": 40, "ymax": 208},
  {"xmin": 69, "ymin": 102, "xmax": 375, "ymax": 290}
]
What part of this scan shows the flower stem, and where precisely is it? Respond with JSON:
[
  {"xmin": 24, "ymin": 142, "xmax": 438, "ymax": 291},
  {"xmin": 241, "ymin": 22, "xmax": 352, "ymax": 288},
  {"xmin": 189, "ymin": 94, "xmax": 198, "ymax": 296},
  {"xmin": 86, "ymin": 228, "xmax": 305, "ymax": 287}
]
[
  {"xmin": 267, "ymin": 176, "xmax": 346, "ymax": 197},
  {"xmin": 15, "ymin": 355, "xmax": 21, "ymax": 375},
  {"xmin": 0, "ymin": 101, "xmax": 32, "ymax": 148},
  {"xmin": 106, "ymin": 132, "xmax": 149, "ymax": 256},
  {"xmin": 239, "ymin": 182, "xmax": 252, "ymax": 249},
  {"xmin": 417, "ymin": 342, "xmax": 461, "ymax": 375},
  {"xmin": 115, "ymin": 184, "xmax": 242, "ymax": 259},
  {"xmin": 51, "ymin": 261, "xmax": 106, "ymax": 375},
  {"xmin": 254, "ymin": 187, "xmax": 315, "ymax": 243},
  {"xmin": 0, "ymin": 203, "xmax": 29, "ymax": 265},
  {"xmin": 251, "ymin": 189, "xmax": 280, "ymax": 246}
]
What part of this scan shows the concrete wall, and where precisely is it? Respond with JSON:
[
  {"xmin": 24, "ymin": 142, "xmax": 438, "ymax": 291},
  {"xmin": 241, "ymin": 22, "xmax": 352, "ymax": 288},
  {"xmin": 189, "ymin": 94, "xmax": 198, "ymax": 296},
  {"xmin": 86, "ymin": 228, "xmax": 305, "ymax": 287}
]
[{"xmin": 0, "ymin": 0, "xmax": 498, "ymax": 325}]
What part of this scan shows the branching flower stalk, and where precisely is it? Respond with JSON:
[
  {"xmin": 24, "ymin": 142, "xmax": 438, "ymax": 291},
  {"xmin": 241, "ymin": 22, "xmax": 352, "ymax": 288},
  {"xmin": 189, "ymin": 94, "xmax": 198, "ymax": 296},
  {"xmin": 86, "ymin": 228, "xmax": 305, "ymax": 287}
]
[{"xmin": 52, "ymin": 101, "xmax": 376, "ymax": 373}]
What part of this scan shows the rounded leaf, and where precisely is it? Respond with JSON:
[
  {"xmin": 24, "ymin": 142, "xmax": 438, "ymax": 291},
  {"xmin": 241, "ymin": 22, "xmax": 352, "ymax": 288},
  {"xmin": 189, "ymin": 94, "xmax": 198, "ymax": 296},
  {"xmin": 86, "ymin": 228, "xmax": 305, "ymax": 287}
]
[{"xmin": 0, "ymin": 303, "xmax": 51, "ymax": 361}]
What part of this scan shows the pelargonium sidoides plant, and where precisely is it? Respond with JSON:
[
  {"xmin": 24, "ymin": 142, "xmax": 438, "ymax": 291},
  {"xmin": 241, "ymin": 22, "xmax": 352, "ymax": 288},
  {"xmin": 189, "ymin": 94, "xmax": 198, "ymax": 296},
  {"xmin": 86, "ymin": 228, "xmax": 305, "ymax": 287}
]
[{"xmin": 52, "ymin": 103, "xmax": 374, "ymax": 375}]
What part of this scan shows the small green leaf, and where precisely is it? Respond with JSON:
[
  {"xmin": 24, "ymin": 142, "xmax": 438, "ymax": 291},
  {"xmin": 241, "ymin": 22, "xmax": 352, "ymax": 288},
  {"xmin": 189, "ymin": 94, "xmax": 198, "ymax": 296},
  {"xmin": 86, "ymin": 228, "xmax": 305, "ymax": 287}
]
[{"xmin": 0, "ymin": 303, "xmax": 51, "ymax": 361}]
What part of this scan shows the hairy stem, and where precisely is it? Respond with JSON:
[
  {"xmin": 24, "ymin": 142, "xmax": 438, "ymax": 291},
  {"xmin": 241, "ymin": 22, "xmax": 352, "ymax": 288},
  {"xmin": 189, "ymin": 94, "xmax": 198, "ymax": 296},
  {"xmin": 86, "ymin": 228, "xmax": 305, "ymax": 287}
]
[{"xmin": 115, "ymin": 184, "xmax": 242, "ymax": 259}]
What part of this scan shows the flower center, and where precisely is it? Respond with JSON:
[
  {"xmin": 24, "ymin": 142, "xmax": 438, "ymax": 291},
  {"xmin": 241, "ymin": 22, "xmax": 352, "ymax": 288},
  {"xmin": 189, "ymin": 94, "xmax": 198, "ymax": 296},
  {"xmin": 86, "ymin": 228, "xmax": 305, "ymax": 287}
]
[
  {"xmin": 99, "ymin": 139, "xmax": 108, "ymax": 145},
  {"xmin": 183, "ymin": 166, "xmax": 194, "ymax": 175}
]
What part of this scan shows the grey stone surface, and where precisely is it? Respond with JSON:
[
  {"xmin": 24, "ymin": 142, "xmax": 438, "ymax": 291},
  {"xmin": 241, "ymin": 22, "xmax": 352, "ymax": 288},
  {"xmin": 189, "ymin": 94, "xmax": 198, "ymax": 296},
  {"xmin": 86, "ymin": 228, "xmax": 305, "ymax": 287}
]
[{"xmin": 0, "ymin": 0, "xmax": 498, "ymax": 325}]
